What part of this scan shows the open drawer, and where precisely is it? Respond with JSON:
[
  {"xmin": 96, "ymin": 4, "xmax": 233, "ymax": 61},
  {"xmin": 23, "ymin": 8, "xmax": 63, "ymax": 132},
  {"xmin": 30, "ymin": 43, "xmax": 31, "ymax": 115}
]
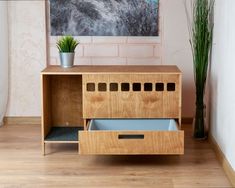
[{"xmin": 79, "ymin": 119, "xmax": 184, "ymax": 155}]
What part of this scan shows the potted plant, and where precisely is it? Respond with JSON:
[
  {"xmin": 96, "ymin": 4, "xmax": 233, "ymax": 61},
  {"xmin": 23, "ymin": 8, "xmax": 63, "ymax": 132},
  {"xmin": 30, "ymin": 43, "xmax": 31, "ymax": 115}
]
[
  {"xmin": 56, "ymin": 36, "xmax": 79, "ymax": 68},
  {"xmin": 185, "ymin": 0, "xmax": 214, "ymax": 139}
]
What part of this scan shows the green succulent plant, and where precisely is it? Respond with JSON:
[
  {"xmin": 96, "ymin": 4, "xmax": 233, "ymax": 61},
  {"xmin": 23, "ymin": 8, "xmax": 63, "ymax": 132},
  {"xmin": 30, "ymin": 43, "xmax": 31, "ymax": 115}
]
[{"xmin": 56, "ymin": 36, "xmax": 79, "ymax": 53}]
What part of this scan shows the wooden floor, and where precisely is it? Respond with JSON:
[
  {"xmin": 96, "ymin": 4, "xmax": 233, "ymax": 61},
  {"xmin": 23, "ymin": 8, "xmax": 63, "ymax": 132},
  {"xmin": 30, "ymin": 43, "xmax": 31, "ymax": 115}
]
[{"xmin": 0, "ymin": 124, "xmax": 232, "ymax": 188}]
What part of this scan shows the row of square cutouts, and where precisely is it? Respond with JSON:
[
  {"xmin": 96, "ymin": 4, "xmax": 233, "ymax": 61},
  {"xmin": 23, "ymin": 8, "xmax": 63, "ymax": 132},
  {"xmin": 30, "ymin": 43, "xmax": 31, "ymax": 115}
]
[{"xmin": 86, "ymin": 83, "xmax": 176, "ymax": 92}]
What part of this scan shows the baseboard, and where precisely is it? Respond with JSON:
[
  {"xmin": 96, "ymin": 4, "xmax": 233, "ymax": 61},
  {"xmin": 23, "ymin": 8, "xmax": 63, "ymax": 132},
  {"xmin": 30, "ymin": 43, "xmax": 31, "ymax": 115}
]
[
  {"xmin": 3, "ymin": 116, "xmax": 41, "ymax": 125},
  {"xmin": 209, "ymin": 134, "xmax": 235, "ymax": 187}
]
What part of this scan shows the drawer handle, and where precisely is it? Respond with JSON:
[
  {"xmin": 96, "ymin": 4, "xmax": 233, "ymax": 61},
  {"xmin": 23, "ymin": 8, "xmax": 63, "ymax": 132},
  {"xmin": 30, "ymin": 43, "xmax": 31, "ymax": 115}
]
[{"xmin": 118, "ymin": 134, "xmax": 144, "ymax": 140}]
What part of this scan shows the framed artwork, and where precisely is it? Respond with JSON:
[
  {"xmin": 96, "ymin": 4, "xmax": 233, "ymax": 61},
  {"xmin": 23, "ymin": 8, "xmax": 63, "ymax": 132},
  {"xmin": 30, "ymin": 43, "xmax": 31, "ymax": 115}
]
[{"xmin": 50, "ymin": 0, "xmax": 159, "ymax": 36}]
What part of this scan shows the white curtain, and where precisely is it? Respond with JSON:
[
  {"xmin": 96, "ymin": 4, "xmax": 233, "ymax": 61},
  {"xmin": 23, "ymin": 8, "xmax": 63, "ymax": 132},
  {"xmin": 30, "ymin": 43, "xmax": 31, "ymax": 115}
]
[{"xmin": 0, "ymin": 1, "xmax": 8, "ymax": 126}]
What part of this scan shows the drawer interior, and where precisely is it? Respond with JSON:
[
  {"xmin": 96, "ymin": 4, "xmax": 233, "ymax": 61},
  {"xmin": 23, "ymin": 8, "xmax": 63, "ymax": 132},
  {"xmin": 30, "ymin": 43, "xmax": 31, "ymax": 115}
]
[{"xmin": 88, "ymin": 119, "xmax": 179, "ymax": 131}]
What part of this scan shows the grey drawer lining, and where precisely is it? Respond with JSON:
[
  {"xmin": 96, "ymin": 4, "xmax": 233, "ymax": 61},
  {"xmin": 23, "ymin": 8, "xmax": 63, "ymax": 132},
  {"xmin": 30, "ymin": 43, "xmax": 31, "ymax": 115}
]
[{"xmin": 88, "ymin": 119, "xmax": 178, "ymax": 131}]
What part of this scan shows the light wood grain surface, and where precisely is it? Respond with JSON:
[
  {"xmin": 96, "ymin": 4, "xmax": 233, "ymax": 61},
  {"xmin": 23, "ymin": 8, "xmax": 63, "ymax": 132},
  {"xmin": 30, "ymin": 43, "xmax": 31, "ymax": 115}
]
[
  {"xmin": 162, "ymin": 74, "xmax": 181, "ymax": 118},
  {"xmin": 50, "ymin": 75, "xmax": 83, "ymax": 127},
  {"xmin": 0, "ymin": 124, "xmax": 231, "ymax": 188},
  {"xmin": 41, "ymin": 65, "xmax": 182, "ymax": 75},
  {"xmin": 79, "ymin": 130, "xmax": 184, "ymax": 155},
  {"xmin": 83, "ymin": 74, "xmax": 181, "ymax": 119},
  {"xmin": 83, "ymin": 74, "xmax": 111, "ymax": 118}
]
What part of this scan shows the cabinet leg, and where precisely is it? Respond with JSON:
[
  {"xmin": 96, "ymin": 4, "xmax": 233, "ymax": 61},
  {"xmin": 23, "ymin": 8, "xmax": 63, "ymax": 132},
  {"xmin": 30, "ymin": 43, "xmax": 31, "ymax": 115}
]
[{"xmin": 83, "ymin": 119, "xmax": 87, "ymax": 130}]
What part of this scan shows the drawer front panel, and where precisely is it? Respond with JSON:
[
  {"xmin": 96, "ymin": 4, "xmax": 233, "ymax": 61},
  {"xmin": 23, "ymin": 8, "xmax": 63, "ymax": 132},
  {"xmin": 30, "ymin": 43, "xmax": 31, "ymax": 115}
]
[{"xmin": 79, "ymin": 130, "xmax": 184, "ymax": 155}]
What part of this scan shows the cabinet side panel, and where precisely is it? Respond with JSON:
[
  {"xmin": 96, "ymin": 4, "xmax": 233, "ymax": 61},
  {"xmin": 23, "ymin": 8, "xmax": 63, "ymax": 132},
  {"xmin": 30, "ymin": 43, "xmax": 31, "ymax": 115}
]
[
  {"xmin": 41, "ymin": 75, "xmax": 52, "ymax": 139},
  {"xmin": 179, "ymin": 74, "xmax": 182, "ymax": 127}
]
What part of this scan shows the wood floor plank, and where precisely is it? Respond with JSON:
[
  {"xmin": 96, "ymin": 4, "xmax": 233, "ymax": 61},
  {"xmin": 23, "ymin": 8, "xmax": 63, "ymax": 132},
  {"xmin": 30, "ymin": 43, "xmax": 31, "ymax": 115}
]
[{"xmin": 0, "ymin": 124, "xmax": 232, "ymax": 188}]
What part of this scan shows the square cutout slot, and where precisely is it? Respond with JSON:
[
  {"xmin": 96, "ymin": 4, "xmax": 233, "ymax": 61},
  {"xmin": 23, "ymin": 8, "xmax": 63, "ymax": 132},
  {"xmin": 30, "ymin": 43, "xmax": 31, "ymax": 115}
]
[
  {"xmin": 133, "ymin": 83, "xmax": 141, "ymax": 91},
  {"xmin": 156, "ymin": 83, "xmax": 164, "ymax": 91},
  {"xmin": 167, "ymin": 83, "xmax": 175, "ymax": 91},
  {"xmin": 110, "ymin": 83, "xmax": 118, "ymax": 91},
  {"xmin": 87, "ymin": 83, "xmax": 95, "ymax": 92},
  {"xmin": 98, "ymin": 83, "xmax": 107, "ymax": 92},
  {"xmin": 121, "ymin": 83, "xmax": 130, "ymax": 91},
  {"xmin": 144, "ymin": 83, "xmax": 153, "ymax": 91}
]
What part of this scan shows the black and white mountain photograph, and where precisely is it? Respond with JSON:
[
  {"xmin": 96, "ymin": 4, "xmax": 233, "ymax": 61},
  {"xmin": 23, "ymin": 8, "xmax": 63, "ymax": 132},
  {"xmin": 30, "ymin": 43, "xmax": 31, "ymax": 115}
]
[{"xmin": 50, "ymin": 0, "xmax": 159, "ymax": 36}]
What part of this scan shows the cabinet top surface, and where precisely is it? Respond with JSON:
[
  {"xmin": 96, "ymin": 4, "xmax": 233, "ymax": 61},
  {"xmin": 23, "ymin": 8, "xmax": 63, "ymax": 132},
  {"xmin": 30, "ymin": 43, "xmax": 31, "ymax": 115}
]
[{"xmin": 41, "ymin": 65, "xmax": 181, "ymax": 75}]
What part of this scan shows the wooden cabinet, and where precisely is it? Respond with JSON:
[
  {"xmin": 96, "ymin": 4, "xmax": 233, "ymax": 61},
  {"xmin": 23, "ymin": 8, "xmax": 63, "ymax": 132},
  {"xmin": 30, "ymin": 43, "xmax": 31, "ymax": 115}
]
[{"xmin": 41, "ymin": 65, "xmax": 183, "ymax": 155}]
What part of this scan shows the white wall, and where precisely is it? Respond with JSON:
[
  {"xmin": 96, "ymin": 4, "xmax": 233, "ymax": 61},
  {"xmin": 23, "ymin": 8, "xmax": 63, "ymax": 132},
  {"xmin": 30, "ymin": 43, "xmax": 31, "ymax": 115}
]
[
  {"xmin": 6, "ymin": 1, "xmax": 47, "ymax": 116},
  {"xmin": 163, "ymin": 0, "xmax": 194, "ymax": 117},
  {"xmin": 0, "ymin": 1, "xmax": 8, "ymax": 125},
  {"xmin": 210, "ymin": 0, "xmax": 235, "ymax": 170}
]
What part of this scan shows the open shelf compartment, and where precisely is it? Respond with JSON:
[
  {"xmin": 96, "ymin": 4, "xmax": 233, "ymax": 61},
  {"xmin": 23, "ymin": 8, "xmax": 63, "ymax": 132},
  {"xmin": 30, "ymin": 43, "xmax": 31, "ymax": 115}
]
[
  {"xmin": 42, "ymin": 74, "xmax": 83, "ymax": 145},
  {"xmin": 45, "ymin": 127, "xmax": 84, "ymax": 143}
]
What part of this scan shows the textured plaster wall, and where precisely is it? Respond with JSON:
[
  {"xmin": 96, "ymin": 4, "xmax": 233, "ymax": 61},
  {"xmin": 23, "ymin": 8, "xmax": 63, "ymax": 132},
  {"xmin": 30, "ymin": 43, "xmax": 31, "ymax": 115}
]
[
  {"xmin": 0, "ymin": 1, "xmax": 8, "ymax": 124},
  {"xmin": 6, "ymin": 1, "xmax": 47, "ymax": 116}
]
